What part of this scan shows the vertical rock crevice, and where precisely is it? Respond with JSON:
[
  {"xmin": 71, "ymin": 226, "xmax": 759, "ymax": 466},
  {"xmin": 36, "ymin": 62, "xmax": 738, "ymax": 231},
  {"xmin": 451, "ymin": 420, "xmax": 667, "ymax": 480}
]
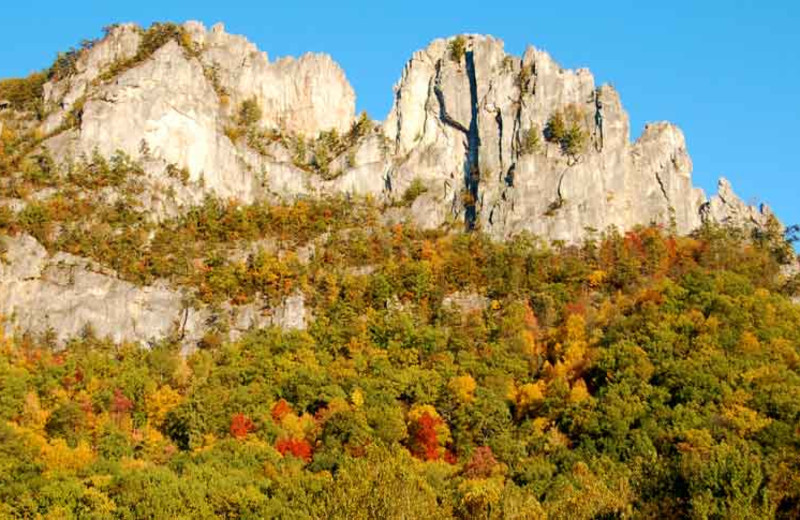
[
  {"xmin": 654, "ymin": 167, "xmax": 677, "ymax": 228},
  {"xmin": 593, "ymin": 88, "xmax": 604, "ymax": 152},
  {"xmin": 654, "ymin": 169, "xmax": 669, "ymax": 202},
  {"xmin": 495, "ymin": 107, "xmax": 504, "ymax": 179},
  {"xmin": 463, "ymin": 50, "xmax": 481, "ymax": 230},
  {"xmin": 432, "ymin": 46, "xmax": 482, "ymax": 230}
]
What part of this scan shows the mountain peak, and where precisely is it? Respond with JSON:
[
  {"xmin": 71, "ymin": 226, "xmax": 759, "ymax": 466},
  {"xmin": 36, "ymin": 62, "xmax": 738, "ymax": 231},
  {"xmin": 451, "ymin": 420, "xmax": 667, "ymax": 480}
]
[{"xmin": 0, "ymin": 21, "xmax": 774, "ymax": 242}]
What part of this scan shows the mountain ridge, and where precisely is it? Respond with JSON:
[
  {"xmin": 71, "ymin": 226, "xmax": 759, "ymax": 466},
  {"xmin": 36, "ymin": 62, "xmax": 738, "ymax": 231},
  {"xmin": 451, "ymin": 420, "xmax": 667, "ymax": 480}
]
[
  {"xmin": 0, "ymin": 20, "xmax": 788, "ymax": 348},
  {"xmin": 2, "ymin": 21, "xmax": 776, "ymax": 235}
]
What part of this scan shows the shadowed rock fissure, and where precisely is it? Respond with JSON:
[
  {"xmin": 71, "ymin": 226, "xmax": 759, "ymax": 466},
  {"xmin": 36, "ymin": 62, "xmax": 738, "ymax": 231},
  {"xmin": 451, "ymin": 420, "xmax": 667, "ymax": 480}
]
[
  {"xmin": 654, "ymin": 168, "xmax": 677, "ymax": 226},
  {"xmin": 555, "ymin": 168, "xmax": 568, "ymax": 208},
  {"xmin": 593, "ymin": 88, "xmax": 604, "ymax": 152},
  {"xmin": 434, "ymin": 67, "xmax": 469, "ymax": 134},
  {"xmin": 464, "ymin": 50, "xmax": 481, "ymax": 230},
  {"xmin": 654, "ymin": 168, "xmax": 670, "ymax": 203},
  {"xmin": 495, "ymin": 107, "xmax": 504, "ymax": 178},
  {"xmin": 433, "ymin": 49, "xmax": 482, "ymax": 230}
]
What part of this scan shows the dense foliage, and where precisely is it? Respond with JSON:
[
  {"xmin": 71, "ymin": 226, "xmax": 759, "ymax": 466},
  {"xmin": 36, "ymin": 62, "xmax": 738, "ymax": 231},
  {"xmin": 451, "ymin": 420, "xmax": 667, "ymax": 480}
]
[{"xmin": 1, "ymin": 196, "xmax": 799, "ymax": 518}]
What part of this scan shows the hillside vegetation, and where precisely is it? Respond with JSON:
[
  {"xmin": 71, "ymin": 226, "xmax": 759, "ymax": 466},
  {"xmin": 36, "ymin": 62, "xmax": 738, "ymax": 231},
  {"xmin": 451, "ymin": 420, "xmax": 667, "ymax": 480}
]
[{"xmin": 1, "ymin": 197, "xmax": 800, "ymax": 518}]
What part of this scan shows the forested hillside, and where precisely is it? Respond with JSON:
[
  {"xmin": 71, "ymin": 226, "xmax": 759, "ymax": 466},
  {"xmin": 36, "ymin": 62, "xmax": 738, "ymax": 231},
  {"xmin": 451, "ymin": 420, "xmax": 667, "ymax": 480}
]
[{"xmin": 1, "ymin": 197, "xmax": 799, "ymax": 518}]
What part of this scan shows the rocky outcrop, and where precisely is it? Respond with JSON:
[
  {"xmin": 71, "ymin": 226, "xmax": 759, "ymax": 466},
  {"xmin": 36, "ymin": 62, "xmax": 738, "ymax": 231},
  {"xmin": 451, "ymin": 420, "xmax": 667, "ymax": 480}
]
[
  {"xmin": 702, "ymin": 178, "xmax": 774, "ymax": 229},
  {"xmin": 184, "ymin": 21, "xmax": 355, "ymax": 136},
  {"xmin": 42, "ymin": 23, "xmax": 142, "ymax": 134},
  {"xmin": 381, "ymin": 36, "xmax": 710, "ymax": 240},
  {"xmin": 33, "ymin": 26, "xmax": 768, "ymax": 242},
  {"xmin": 77, "ymin": 40, "xmax": 246, "ymax": 197},
  {"xmin": 0, "ymin": 234, "xmax": 307, "ymax": 347},
  {"xmin": 40, "ymin": 22, "xmax": 358, "ymax": 208},
  {"xmin": 0, "ymin": 234, "xmax": 199, "ymax": 345},
  {"xmin": 442, "ymin": 291, "xmax": 489, "ymax": 313}
]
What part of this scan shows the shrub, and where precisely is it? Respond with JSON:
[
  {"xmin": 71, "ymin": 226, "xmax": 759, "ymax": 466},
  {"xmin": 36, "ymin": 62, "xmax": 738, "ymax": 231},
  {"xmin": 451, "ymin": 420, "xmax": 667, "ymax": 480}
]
[
  {"xmin": 292, "ymin": 136, "xmax": 307, "ymax": 167},
  {"xmin": 17, "ymin": 202, "xmax": 52, "ymax": 242},
  {"xmin": 348, "ymin": 111, "xmax": 374, "ymax": 142},
  {"xmin": 544, "ymin": 112, "xmax": 567, "ymax": 143},
  {"xmin": 545, "ymin": 104, "xmax": 588, "ymax": 160},
  {"xmin": 517, "ymin": 65, "xmax": 532, "ymax": 90},
  {"xmin": 100, "ymin": 23, "xmax": 197, "ymax": 82},
  {"xmin": 0, "ymin": 72, "xmax": 47, "ymax": 115},
  {"xmin": 165, "ymin": 163, "xmax": 190, "ymax": 185},
  {"xmin": 449, "ymin": 36, "xmax": 467, "ymax": 64},
  {"xmin": 138, "ymin": 23, "xmax": 186, "ymax": 58},
  {"xmin": 311, "ymin": 129, "xmax": 340, "ymax": 177},
  {"xmin": 237, "ymin": 98, "xmax": 262, "ymax": 128},
  {"xmin": 519, "ymin": 126, "xmax": 541, "ymax": 155},
  {"xmin": 285, "ymin": 113, "xmax": 372, "ymax": 177},
  {"xmin": 21, "ymin": 151, "xmax": 56, "ymax": 187},
  {"xmin": 223, "ymin": 125, "xmax": 242, "ymax": 143},
  {"xmin": 397, "ymin": 178, "xmax": 428, "ymax": 207},
  {"xmin": 47, "ymin": 37, "xmax": 98, "ymax": 82},
  {"xmin": 562, "ymin": 126, "xmax": 588, "ymax": 158}
]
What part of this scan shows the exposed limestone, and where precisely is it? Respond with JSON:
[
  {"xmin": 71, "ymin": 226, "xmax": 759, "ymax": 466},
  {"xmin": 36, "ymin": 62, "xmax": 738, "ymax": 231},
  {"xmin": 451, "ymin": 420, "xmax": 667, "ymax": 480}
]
[
  {"xmin": 39, "ymin": 21, "xmax": 357, "ymax": 209},
  {"xmin": 0, "ymin": 234, "xmax": 306, "ymax": 347},
  {"xmin": 0, "ymin": 234, "xmax": 199, "ymax": 345},
  {"xmin": 702, "ymin": 177, "xmax": 773, "ymax": 229},
  {"xmin": 77, "ymin": 40, "xmax": 252, "ymax": 201},
  {"xmin": 42, "ymin": 23, "xmax": 142, "ymax": 134},
  {"xmin": 381, "ymin": 36, "xmax": 716, "ymax": 241},
  {"xmin": 34, "ymin": 26, "xmax": 769, "ymax": 240},
  {"xmin": 442, "ymin": 291, "xmax": 489, "ymax": 313},
  {"xmin": 185, "ymin": 21, "xmax": 355, "ymax": 136},
  {"xmin": 268, "ymin": 291, "xmax": 308, "ymax": 331}
]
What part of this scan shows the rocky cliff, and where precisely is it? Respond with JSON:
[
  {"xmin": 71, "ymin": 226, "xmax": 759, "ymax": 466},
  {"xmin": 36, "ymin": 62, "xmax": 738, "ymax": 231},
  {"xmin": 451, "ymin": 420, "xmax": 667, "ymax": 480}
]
[
  {"xmin": 0, "ymin": 21, "xmax": 780, "ymax": 346},
  {"xmin": 28, "ymin": 23, "xmax": 773, "ymax": 233}
]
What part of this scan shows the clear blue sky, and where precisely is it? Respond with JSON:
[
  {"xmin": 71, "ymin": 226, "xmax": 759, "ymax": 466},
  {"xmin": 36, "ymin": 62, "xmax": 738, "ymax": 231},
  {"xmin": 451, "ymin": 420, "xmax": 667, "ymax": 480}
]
[{"xmin": 2, "ymin": 0, "xmax": 798, "ymax": 228}]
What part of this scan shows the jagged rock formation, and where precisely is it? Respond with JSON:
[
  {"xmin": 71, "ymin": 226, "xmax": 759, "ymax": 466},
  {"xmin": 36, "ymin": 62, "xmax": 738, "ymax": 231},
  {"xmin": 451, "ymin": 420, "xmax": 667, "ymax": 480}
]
[
  {"xmin": 442, "ymin": 291, "xmax": 489, "ymax": 313},
  {"xmin": 0, "ymin": 22, "xmax": 781, "ymax": 346},
  {"xmin": 29, "ymin": 24, "xmax": 773, "ymax": 234},
  {"xmin": 33, "ymin": 25, "xmax": 772, "ymax": 237},
  {"xmin": 703, "ymin": 177, "xmax": 774, "ymax": 229},
  {"xmin": 0, "ymin": 234, "xmax": 195, "ymax": 344},
  {"xmin": 383, "ymin": 36, "xmax": 740, "ymax": 239},
  {"xmin": 41, "ymin": 22, "xmax": 358, "ymax": 206}
]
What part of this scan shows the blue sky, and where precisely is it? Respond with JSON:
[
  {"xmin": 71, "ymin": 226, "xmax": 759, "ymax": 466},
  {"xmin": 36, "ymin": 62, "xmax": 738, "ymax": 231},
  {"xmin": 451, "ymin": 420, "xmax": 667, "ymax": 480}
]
[{"xmin": 1, "ymin": 0, "xmax": 798, "ymax": 228}]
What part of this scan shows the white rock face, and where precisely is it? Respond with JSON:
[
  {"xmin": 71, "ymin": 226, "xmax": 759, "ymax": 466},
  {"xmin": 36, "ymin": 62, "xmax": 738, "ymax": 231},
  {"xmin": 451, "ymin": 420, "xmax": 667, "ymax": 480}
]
[
  {"xmin": 0, "ymin": 234, "xmax": 307, "ymax": 347},
  {"xmin": 37, "ymin": 26, "xmax": 769, "ymax": 240},
  {"xmin": 78, "ymin": 40, "xmax": 254, "ymax": 201},
  {"xmin": 442, "ymin": 291, "xmax": 489, "ymax": 313},
  {"xmin": 185, "ymin": 21, "xmax": 356, "ymax": 136},
  {"xmin": 42, "ymin": 24, "xmax": 142, "ymax": 134},
  {"xmin": 0, "ymin": 234, "xmax": 198, "ymax": 345},
  {"xmin": 703, "ymin": 178, "xmax": 773, "ymax": 228},
  {"xmin": 269, "ymin": 291, "xmax": 308, "ymax": 331},
  {"xmin": 40, "ymin": 22, "xmax": 358, "ymax": 207},
  {"xmin": 379, "ymin": 36, "xmax": 729, "ymax": 241}
]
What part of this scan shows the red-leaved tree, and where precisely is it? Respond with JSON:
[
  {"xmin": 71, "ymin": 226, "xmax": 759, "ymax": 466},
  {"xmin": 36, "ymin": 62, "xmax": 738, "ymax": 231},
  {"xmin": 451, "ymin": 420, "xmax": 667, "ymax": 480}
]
[
  {"xmin": 409, "ymin": 412, "xmax": 442, "ymax": 461},
  {"xmin": 230, "ymin": 413, "xmax": 255, "ymax": 439},
  {"xmin": 111, "ymin": 388, "xmax": 133, "ymax": 415},
  {"xmin": 276, "ymin": 438, "xmax": 312, "ymax": 462},
  {"xmin": 463, "ymin": 446, "xmax": 499, "ymax": 478},
  {"xmin": 271, "ymin": 399, "xmax": 292, "ymax": 422}
]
